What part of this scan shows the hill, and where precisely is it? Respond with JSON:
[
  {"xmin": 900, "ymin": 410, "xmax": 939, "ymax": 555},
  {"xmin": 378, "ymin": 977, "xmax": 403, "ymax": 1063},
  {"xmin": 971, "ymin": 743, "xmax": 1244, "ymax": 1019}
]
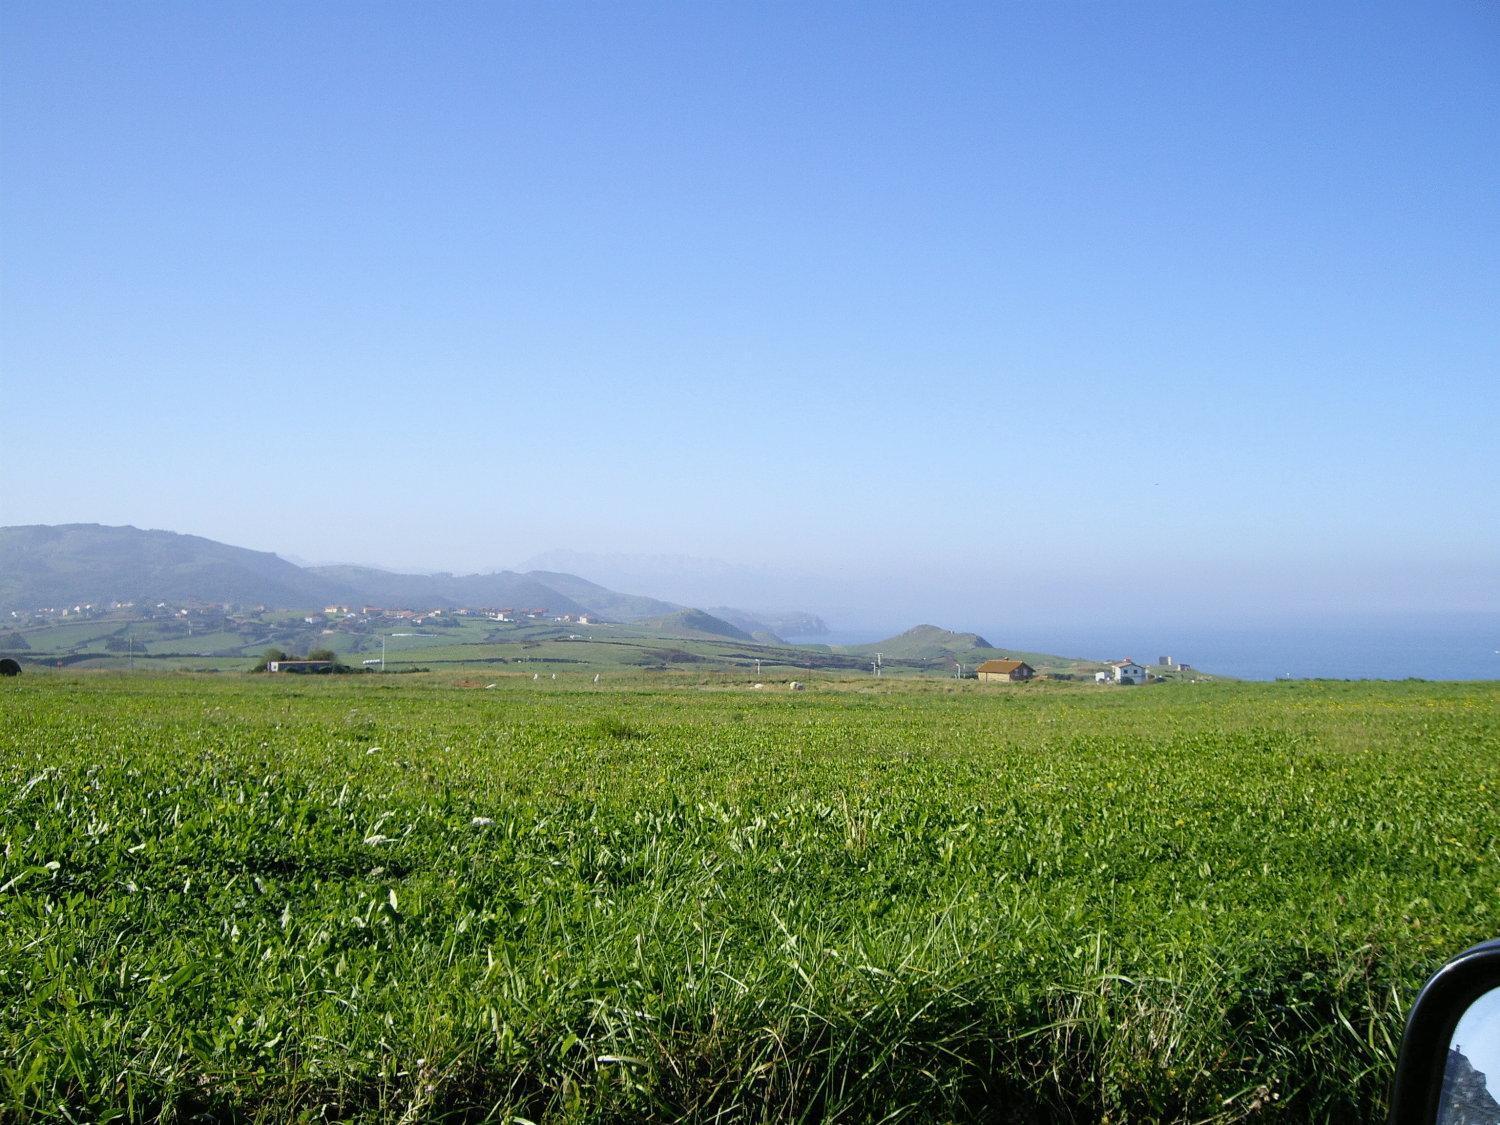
[
  {"xmin": 306, "ymin": 565, "xmax": 587, "ymax": 616},
  {"xmin": 0, "ymin": 525, "xmax": 627, "ymax": 621},
  {"xmin": 634, "ymin": 609, "xmax": 758, "ymax": 643},
  {"xmin": 524, "ymin": 571, "xmax": 681, "ymax": 622},
  {"xmin": 841, "ymin": 624, "xmax": 1109, "ymax": 677},
  {"xmin": 842, "ymin": 624, "xmax": 997, "ymax": 663},
  {"xmin": 706, "ymin": 608, "xmax": 837, "ymax": 643},
  {"xmin": 0, "ymin": 524, "xmax": 343, "ymax": 612}
]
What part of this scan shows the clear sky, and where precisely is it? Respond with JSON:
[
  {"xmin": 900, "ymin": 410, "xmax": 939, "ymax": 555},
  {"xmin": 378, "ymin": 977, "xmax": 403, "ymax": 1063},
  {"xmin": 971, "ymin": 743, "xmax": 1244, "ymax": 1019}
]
[{"xmin": 2, "ymin": 2, "xmax": 1496, "ymax": 629}]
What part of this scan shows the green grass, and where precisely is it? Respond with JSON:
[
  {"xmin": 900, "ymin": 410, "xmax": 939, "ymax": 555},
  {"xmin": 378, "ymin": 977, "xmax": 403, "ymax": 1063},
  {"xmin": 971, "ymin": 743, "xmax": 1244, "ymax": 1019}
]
[{"xmin": 1, "ymin": 673, "xmax": 1496, "ymax": 1122}]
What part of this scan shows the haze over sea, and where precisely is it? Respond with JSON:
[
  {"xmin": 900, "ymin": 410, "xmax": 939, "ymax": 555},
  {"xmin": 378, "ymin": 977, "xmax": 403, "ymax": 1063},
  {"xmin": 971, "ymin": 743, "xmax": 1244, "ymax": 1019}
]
[{"xmin": 794, "ymin": 613, "xmax": 1500, "ymax": 682}]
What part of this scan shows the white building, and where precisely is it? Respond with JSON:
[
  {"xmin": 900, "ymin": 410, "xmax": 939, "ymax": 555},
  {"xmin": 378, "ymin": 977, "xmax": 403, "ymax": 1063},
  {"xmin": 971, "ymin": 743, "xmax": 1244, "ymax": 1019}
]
[{"xmin": 1111, "ymin": 659, "xmax": 1147, "ymax": 685}]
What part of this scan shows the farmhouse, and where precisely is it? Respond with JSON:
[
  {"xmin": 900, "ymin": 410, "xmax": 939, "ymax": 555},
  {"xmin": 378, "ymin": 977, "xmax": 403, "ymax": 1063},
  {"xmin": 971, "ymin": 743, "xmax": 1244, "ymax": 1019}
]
[
  {"xmin": 267, "ymin": 660, "xmax": 335, "ymax": 674},
  {"xmin": 976, "ymin": 659, "xmax": 1035, "ymax": 682},
  {"xmin": 1110, "ymin": 659, "xmax": 1147, "ymax": 685}
]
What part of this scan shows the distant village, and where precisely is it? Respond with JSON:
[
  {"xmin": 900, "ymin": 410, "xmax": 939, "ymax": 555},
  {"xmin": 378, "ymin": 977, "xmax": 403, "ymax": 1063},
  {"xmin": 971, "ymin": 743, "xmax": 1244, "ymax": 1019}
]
[{"xmin": 8, "ymin": 601, "xmax": 592, "ymax": 627}]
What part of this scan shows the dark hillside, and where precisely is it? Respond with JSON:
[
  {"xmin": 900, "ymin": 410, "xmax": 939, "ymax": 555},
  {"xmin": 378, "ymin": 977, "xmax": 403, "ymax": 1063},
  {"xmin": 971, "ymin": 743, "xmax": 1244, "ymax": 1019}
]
[
  {"xmin": 0, "ymin": 524, "xmax": 346, "ymax": 611},
  {"xmin": 635, "ymin": 609, "xmax": 758, "ymax": 643}
]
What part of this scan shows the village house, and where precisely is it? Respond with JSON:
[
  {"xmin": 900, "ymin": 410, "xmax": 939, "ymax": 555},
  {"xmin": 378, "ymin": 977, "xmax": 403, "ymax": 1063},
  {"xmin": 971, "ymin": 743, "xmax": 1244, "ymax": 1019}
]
[
  {"xmin": 267, "ymin": 660, "xmax": 335, "ymax": 674},
  {"xmin": 976, "ymin": 658, "xmax": 1035, "ymax": 682},
  {"xmin": 1110, "ymin": 659, "xmax": 1147, "ymax": 685}
]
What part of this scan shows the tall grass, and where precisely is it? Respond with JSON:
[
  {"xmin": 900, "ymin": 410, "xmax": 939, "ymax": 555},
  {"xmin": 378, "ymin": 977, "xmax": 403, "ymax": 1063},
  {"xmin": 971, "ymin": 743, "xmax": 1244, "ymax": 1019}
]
[{"xmin": 1, "ymin": 675, "xmax": 1495, "ymax": 1121}]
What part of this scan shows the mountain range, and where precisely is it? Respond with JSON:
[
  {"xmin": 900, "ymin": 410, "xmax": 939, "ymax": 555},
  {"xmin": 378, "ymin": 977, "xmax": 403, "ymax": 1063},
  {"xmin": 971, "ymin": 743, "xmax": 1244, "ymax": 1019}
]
[{"xmin": 0, "ymin": 524, "xmax": 825, "ymax": 640}]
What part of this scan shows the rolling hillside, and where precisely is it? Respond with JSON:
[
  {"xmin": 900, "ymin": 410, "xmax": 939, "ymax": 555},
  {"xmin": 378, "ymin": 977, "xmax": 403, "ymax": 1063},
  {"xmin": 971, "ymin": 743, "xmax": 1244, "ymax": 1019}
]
[{"xmin": 634, "ymin": 609, "xmax": 758, "ymax": 643}]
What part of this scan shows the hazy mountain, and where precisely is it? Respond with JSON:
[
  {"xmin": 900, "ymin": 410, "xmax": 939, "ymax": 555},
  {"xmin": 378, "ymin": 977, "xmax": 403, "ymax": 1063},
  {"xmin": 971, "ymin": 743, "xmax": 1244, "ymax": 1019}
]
[
  {"xmin": 4, "ymin": 524, "xmax": 619, "ymax": 619},
  {"xmin": 3, "ymin": 526, "xmax": 832, "ymax": 643},
  {"xmin": 707, "ymin": 608, "xmax": 828, "ymax": 639},
  {"xmin": 518, "ymin": 549, "xmax": 828, "ymax": 617},
  {"xmin": 306, "ymin": 565, "xmax": 586, "ymax": 615},
  {"xmin": 0, "ymin": 524, "xmax": 345, "ymax": 611},
  {"xmin": 523, "ymin": 571, "xmax": 681, "ymax": 622},
  {"xmin": 702, "ymin": 608, "xmax": 786, "ymax": 644}
]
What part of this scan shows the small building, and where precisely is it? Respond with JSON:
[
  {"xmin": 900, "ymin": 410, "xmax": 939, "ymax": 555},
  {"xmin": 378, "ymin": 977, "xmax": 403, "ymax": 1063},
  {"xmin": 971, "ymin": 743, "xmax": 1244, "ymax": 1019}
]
[
  {"xmin": 1094, "ymin": 670, "xmax": 1110, "ymax": 683},
  {"xmin": 1158, "ymin": 655, "xmax": 1173, "ymax": 669},
  {"xmin": 976, "ymin": 658, "xmax": 1035, "ymax": 682},
  {"xmin": 1111, "ymin": 659, "xmax": 1147, "ymax": 685},
  {"xmin": 267, "ymin": 660, "xmax": 335, "ymax": 674}
]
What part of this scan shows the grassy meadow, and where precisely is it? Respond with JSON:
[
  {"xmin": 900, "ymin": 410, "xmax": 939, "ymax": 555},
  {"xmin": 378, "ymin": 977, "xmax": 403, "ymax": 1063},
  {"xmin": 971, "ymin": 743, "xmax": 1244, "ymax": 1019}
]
[{"xmin": 1, "ymin": 671, "xmax": 1496, "ymax": 1122}]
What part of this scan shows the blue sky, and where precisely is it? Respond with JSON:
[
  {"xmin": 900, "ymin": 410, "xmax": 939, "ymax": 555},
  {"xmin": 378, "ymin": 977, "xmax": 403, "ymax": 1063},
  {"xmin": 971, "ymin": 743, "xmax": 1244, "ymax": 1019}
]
[{"xmin": 2, "ymin": 2, "xmax": 1496, "ymax": 628}]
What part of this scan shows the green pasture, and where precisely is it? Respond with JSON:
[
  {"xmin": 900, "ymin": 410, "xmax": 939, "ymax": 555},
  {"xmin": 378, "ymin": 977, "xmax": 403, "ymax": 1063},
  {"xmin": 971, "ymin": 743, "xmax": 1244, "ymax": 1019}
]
[
  {"xmin": 1, "ymin": 673, "xmax": 1495, "ymax": 1122},
  {"xmin": 3, "ymin": 613, "xmax": 1115, "ymax": 682}
]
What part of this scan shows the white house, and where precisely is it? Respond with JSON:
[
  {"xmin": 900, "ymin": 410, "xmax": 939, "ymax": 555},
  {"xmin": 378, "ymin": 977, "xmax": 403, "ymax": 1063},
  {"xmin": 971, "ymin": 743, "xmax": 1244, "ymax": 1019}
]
[{"xmin": 1111, "ymin": 659, "xmax": 1147, "ymax": 685}]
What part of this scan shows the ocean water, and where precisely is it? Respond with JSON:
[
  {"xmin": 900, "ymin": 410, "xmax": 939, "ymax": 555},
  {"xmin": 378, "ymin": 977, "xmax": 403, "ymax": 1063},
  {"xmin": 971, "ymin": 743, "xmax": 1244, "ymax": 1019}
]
[
  {"xmin": 991, "ymin": 614, "xmax": 1500, "ymax": 682},
  {"xmin": 790, "ymin": 614, "xmax": 1500, "ymax": 682}
]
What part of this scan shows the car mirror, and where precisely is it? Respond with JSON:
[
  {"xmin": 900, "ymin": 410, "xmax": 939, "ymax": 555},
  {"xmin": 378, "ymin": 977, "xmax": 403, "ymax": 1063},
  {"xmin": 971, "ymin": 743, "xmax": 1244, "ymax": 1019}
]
[{"xmin": 1390, "ymin": 939, "xmax": 1500, "ymax": 1124}]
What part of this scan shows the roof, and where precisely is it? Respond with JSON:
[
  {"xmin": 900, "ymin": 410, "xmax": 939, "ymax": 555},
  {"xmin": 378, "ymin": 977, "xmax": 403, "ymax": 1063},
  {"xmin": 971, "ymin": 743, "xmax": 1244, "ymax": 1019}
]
[
  {"xmin": 977, "ymin": 659, "xmax": 1030, "ymax": 674},
  {"xmin": 1111, "ymin": 658, "xmax": 1142, "ymax": 667}
]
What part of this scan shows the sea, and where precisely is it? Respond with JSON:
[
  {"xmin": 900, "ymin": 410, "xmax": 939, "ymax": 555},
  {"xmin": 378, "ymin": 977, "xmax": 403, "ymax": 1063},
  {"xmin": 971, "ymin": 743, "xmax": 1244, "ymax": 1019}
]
[{"xmin": 787, "ymin": 613, "xmax": 1500, "ymax": 682}]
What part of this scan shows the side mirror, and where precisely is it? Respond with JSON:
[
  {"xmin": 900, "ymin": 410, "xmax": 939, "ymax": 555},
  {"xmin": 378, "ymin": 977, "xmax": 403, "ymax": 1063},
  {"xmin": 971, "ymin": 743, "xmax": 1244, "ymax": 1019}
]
[{"xmin": 1390, "ymin": 938, "xmax": 1500, "ymax": 1124}]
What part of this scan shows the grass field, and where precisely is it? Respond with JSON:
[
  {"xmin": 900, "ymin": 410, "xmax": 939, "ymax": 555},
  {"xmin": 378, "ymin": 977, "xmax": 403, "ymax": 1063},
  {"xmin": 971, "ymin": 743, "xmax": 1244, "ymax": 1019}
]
[{"xmin": 2, "ymin": 672, "xmax": 1496, "ymax": 1122}]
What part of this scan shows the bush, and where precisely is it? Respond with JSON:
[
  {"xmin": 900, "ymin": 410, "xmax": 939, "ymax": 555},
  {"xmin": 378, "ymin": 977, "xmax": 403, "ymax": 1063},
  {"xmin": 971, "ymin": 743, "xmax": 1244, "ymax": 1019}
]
[{"xmin": 251, "ymin": 648, "xmax": 287, "ymax": 673}]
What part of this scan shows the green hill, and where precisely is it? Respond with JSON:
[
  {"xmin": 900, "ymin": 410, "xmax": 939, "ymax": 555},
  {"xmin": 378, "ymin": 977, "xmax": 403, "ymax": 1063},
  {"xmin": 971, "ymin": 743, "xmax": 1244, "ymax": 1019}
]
[
  {"xmin": 635, "ymin": 609, "xmax": 758, "ymax": 643},
  {"xmin": 842, "ymin": 624, "xmax": 997, "ymax": 663},
  {"xmin": 841, "ymin": 624, "xmax": 1106, "ymax": 677}
]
